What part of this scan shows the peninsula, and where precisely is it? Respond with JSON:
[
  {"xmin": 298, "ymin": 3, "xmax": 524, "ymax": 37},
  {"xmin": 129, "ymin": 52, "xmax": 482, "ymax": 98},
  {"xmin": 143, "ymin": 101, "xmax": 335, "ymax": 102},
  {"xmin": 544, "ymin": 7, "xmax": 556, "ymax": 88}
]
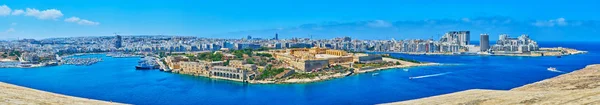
[
  {"xmin": 384, "ymin": 64, "xmax": 600, "ymax": 105},
  {"xmin": 161, "ymin": 47, "xmax": 436, "ymax": 84}
]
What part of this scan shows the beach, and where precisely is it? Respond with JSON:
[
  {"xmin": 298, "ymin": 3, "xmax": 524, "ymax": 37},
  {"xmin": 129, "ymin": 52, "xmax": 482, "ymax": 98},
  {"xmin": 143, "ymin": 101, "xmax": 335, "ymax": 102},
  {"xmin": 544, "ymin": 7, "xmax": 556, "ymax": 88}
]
[
  {"xmin": 0, "ymin": 82, "xmax": 124, "ymax": 105},
  {"xmin": 384, "ymin": 64, "xmax": 600, "ymax": 105}
]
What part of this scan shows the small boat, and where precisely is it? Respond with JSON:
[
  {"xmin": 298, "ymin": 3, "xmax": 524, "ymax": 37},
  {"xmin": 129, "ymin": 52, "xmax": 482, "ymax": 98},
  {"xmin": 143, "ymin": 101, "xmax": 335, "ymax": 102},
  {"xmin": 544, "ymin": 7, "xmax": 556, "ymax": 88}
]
[
  {"xmin": 372, "ymin": 73, "xmax": 379, "ymax": 76},
  {"xmin": 403, "ymin": 69, "xmax": 409, "ymax": 71},
  {"xmin": 547, "ymin": 67, "xmax": 558, "ymax": 71},
  {"xmin": 557, "ymin": 56, "xmax": 562, "ymax": 58},
  {"xmin": 547, "ymin": 67, "xmax": 564, "ymax": 73},
  {"xmin": 409, "ymin": 77, "xmax": 414, "ymax": 79}
]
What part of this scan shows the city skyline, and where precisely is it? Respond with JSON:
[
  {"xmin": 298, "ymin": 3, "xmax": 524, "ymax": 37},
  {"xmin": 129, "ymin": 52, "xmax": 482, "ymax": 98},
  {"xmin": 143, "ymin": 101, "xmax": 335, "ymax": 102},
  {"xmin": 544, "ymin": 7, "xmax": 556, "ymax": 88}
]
[
  {"xmin": 0, "ymin": 0, "xmax": 599, "ymax": 42},
  {"xmin": 2, "ymin": 1, "xmax": 600, "ymax": 105}
]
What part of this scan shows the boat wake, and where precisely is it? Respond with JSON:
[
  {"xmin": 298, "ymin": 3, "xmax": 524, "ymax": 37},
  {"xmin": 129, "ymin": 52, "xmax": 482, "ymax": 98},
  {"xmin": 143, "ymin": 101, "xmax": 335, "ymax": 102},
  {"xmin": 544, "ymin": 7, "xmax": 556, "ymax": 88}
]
[
  {"xmin": 547, "ymin": 67, "xmax": 564, "ymax": 73},
  {"xmin": 547, "ymin": 69, "xmax": 564, "ymax": 73},
  {"xmin": 409, "ymin": 72, "xmax": 452, "ymax": 79}
]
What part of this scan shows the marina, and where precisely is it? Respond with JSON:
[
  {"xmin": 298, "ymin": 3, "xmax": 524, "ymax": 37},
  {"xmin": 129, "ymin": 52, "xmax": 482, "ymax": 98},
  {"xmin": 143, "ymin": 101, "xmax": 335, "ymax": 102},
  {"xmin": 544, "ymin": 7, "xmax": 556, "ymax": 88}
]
[
  {"xmin": 106, "ymin": 53, "xmax": 142, "ymax": 58},
  {"xmin": 61, "ymin": 58, "xmax": 103, "ymax": 66}
]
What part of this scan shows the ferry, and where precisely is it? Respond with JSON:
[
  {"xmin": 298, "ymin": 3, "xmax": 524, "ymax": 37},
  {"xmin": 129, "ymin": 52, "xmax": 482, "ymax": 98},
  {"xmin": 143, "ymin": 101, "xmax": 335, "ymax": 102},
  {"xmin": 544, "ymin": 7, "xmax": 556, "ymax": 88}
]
[
  {"xmin": 136, "ymin": 63, "xmax": 154, "ymax": 70},
  {"xmin": 136, "ymin": 57, "xmax": 158, "ymax": 70}
]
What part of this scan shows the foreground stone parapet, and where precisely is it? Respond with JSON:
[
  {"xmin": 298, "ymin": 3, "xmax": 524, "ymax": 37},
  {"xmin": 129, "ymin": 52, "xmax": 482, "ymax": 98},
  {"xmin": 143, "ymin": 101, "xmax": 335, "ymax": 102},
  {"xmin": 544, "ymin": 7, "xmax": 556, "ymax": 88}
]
[{"xmin": 0, "ymin": 82, "xmax": 125, "ymax": 105}]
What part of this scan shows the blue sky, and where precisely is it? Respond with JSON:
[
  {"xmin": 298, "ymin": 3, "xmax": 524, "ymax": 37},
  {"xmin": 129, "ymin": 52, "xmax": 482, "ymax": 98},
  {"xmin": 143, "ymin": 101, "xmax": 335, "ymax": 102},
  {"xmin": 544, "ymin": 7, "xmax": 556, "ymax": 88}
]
[{"xmin": 0, "ymin": 0, "xmax": 599, "ymax": 41}]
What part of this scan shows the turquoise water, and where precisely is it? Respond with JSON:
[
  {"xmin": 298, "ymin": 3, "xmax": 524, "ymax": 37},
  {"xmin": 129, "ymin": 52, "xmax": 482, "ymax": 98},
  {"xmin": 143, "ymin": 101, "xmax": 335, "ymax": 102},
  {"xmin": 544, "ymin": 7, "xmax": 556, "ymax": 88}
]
[{"xmin": 1, "ymin": 42, "xmax": 599, "ymax": 105}]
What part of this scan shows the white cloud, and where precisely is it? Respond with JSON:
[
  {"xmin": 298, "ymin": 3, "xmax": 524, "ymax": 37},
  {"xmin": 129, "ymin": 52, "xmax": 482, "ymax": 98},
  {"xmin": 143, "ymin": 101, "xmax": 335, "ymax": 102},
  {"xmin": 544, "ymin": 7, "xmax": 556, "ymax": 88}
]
[
  {"xmin": 5, "ymin": 28, "xmax": 15, "ymax": 33},
  {"xmin": 24, "ymin": 8, "xmax": 63, "ymax": 20},
  {"xmin": 64, "ymin": 16, "xmax": 99, "ymax": 25},
  {"xmin": 64, "ymin": 17, "xmax": 81, "ymax": 22},
  {"xmin": 10, "ymin": 22, "xmax": 17, "ymax": 26},
  {"xmin": 11, "ymin": 9, "xmax": 24, "ymax": 15},
  {"xmin": 461, "ymin": 18, "xmax": 471, "ymax": 22},
  {"xmin": 555, "ymin": 18, "xmax": 567, "ymax": 26},
  {"xmin": 0, "ymin": 5, "xmax": 11, "ymax": 16},
  {"xmin": 532, "ymin": 18, "xmax": 569, "ymax": 27},
  {"xmin": 77, "ymin": 19, "xmax": 100, "ymax": 25},
  {"xmin": 367, "ymin": 20, "xmax": 392, "ymax": 28},
  {"xmin": 2, "ymin": 5, "xmax": 100, "ymax": 26}
]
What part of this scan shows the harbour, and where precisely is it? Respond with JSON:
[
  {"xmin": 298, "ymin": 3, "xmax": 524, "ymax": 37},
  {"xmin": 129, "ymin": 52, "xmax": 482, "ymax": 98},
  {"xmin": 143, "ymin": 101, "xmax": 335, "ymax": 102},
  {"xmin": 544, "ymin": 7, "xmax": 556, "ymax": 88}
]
[{"xmin": 0, "ymin": 42, "xmax": 597, "ymax": 105}]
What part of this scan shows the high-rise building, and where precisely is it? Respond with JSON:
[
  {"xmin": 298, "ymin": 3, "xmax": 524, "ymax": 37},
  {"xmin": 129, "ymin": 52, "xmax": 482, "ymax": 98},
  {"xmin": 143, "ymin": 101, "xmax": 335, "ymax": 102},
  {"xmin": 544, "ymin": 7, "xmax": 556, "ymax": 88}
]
[
  {"xmin": 499, "ymin": 34, "xmax": 508, "ymax": 40},
  {"xmin": 440, "ymin": 31, "xmax": 470, "ymax": 46},
  {"xmin": 455, "ymin": 31, "xmax": 470, "ymax": 46},
  {"xmin": 115, "ymin": 35, "xmax": 122, "ymax": 48},
  {"xmin": 491, "ymin": 34, "xmax": 539, "ymax": 52},
  {"xmin": 480, "ymin": 34, "xmax": 490, "ymax": 52},
  {"xmin": 343, "ymin": 37, "xmax": 351, "ymax": 42},
  {"xmin": 274, "ymin": 33, "xmax": 279, "ymax": 40},
  {"xmin": 247, "ymin": 35, "xmax": 252, "ymax": 40}
]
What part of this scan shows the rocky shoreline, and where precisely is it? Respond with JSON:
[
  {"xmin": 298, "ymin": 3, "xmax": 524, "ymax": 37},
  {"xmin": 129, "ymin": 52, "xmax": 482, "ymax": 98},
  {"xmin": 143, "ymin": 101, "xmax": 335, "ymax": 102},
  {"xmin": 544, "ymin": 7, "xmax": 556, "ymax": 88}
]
[
  {"xmin": 384, "ymin": 64, "xmax": 600, "ymax": 105},
  {"xmin": 247, "ymin": 58, "xmax": 439, "ymax": 84},
  {"xmin": 247, "ymin": 63, "xmax": 437, "ymax": 84}
]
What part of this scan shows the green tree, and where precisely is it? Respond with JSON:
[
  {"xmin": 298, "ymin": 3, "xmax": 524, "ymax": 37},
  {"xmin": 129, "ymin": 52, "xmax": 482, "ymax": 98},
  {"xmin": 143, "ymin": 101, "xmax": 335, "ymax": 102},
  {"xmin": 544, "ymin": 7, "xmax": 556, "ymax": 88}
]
[
  {"xmin": 256, "ymin": 53, "xmax": 272, "ymax": 57},
  {"xmin": 185, "ymin": 54, "xmax": 197, "ymax": 60},
  {"xmin": 234, "ymin": 52, "xmax": 243, "ymax": 59},
  {"xmin": 211, "ymin": 52, "xmax": 223, "ymax": 61},
  {"xmin": 266, "ymin": 64, "xmax": 273, "ymax": 71},
  {"xmin": 256, "ymin": 47, "xmax": 270, "ymax": 51},
  {"xmin": 258, "ymin": 61, "xmax": 267, "ymax": 66},
  {"xmin": 197, "ymin": 53, "xmax": 210, "ymax": 60},
  {"xmin": 224, "ymin": 60, "xmax": 230, "ymax": 66},
  {"xmin": 246, "ymin": 58, "xmax": 255, "ymax": 64},
  {"xmin": 8, "ymin": 51, "xmax": 15, "ymax": 56}
]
